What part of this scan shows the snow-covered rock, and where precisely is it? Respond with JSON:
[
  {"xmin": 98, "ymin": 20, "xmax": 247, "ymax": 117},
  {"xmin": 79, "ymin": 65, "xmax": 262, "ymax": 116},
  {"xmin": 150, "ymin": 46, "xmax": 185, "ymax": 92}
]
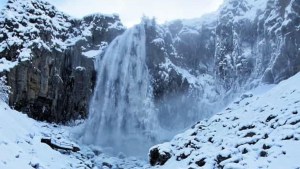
[{"xmin": 0, "ymin": 0, "xmax": 125, "ymax": 123}]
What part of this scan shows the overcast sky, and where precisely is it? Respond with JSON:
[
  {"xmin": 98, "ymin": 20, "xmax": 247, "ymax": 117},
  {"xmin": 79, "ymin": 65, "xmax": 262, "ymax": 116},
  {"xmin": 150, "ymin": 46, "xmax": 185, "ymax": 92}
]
[{"xmin": 0, "ymin": 0, "xmax": 223, "ymax": 27}]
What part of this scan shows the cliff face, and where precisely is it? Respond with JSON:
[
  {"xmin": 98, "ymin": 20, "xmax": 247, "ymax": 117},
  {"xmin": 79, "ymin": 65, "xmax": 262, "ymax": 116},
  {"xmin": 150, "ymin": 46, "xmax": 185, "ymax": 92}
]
[
  {"xmin": 148, "ymin": 0, "xmax": 300, "ymax": 165},
  {"xmin": 144, "ymin": 19, "xmax": 218, "ymax": 130},
  {"xmin": 140, "ymin": 0, "xmax": 300, "ymax": 130},
  {"xmin": 146, "ymin": 0, "xmax": 300, "ymax": 166},
  {"xmin": 0, "ymin": 0, "xmax": 124, "ymax": 122},
  {"xmin": 145, "ymin": 0, "xmax": 299, "ymax": 91},
  {"xmin": 215, "ymin": 0, "xmax": 300, "ymax": 87}
]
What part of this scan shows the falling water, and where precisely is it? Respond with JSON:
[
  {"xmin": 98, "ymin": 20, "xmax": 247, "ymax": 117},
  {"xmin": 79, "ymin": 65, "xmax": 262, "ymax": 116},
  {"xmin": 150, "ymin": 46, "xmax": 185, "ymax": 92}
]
[{"xmin": 80, "ymin": 24, "xmax": 159, "ymax": 156}]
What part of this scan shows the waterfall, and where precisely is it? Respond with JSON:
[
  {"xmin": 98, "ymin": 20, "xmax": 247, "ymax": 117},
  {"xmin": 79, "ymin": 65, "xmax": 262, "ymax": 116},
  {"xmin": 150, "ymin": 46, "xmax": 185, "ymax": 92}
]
[{"xmin": 80, "ymin": 24, "xmax": 159, "ymax": 156}]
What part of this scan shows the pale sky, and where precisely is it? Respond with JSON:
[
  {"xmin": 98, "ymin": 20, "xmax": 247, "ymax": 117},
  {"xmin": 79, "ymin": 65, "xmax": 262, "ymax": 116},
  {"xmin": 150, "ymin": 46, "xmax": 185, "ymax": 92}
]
[{"xmin": 0, "ymin": 0, "xmax": 223, "ymax": 27}]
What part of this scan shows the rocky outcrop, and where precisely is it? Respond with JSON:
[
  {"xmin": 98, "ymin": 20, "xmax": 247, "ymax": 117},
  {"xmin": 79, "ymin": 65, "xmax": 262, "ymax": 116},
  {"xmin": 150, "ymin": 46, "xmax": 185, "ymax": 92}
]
[
  {"xmin": 149, "ymin": 147, "xmax": 171, "ymax": 166},
  {"xmin": 0, "ymin": 0, "xmax": 124, "ymax": 122}
]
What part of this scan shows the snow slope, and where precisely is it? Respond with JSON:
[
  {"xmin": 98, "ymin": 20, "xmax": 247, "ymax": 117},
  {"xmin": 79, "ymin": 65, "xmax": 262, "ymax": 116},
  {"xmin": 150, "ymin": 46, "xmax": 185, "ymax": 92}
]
[
  {"xmin": 150, "ymin": 72, "xmax": 300, "ymax": 169},
  {"xmin": 0, "ymin": 100, "xmax": 149, "ymax": 169},
  {"xmin": 0, "ymin": 102, "xmax": 80, "ymax": 169}
]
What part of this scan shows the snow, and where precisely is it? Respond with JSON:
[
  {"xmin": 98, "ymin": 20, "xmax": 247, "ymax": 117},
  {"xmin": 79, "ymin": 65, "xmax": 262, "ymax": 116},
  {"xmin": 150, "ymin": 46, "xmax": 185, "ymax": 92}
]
[
  {"xmin": 108, "ymin": 21, "xmax": 125, "ymax": 30},
  {"xmin": 82, "ymin": 41, "xmax": 108, "ymax": 58},
  {"xmin": 239, "ymin": 0, "xmax": 268, "ymax": 21},
  {"xmin": 151, "ymin": 72, "xmax": 300, "ymax": 169},
  {"xmin": 151, "ymin": 38, "xmax": 165, "ymax": 46},
  {"xmin": 181, "ymin": 13, "xmax": 218, "ymax": 28},
  {"xmin": 0, "ymin": 58, "xmax": 18, "ymax": 72},
  {"xmin": 219, "ymin": 0, "xmax": 268, "ymax": 23},
  {"xmin": 75, "ymin": 66, "xmax": 86, "ymax": 71},
  {"xmin": 159, "ymin": 58, "xmax": 217, "ymax": 102},
  {"xmin": 0, "ymin": 102, "xmax": 79, "ymax": 169},
  {"xmin": 82, "ymin": 50, "xmax": 101, "ymax": 58}
]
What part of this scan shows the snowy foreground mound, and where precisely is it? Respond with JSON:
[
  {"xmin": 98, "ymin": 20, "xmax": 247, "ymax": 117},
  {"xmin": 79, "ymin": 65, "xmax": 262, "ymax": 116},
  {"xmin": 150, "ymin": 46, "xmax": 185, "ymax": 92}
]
[{"xmin": 150, "ymin": 73, "xmax": 300, "ymax": 169}]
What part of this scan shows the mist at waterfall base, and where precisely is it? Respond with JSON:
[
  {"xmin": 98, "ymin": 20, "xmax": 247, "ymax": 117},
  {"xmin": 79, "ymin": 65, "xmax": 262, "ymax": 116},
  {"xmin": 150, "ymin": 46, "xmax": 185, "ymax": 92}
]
[{"xmin": 76, "ymin": 22, "xmax": 221, "ymax": 158}]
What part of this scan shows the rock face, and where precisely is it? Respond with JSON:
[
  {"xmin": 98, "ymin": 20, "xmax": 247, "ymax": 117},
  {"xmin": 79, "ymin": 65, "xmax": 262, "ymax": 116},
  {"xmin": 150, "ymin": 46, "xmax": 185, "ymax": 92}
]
[
  {"xmin": 142, "ymin": 18, "xmax": 220, "ymax": 130},
  {"xmin": 215, "ymin": 0, "xmax": 300, "ymax": 87},
  {"xmin": 147, "ymin": 0, "xmax": 299, "ymax": 90},
  {"xmin": 0, "ymin": 0, "xmax": 124, "ymax": 122}
]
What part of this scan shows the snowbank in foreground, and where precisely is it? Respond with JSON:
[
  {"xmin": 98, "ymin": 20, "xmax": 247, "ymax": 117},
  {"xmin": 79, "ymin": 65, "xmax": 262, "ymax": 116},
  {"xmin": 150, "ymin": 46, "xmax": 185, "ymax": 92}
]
[
  {"xmin": 150, "ymin": 73, "xmax": 300, "ymax": 169},
  {"xmin": 0, "ymin": 102, "xmax": 82, "ymax": 168},
  {"xmin": 0, "ymin": 101, "xmax": 148, "ymax": 169}
]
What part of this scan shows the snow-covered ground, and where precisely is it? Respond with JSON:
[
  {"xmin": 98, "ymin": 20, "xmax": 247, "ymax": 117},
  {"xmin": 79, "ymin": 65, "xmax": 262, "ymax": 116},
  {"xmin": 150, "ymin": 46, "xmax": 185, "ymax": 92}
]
[
  {"xmin": 0, "ymin": 102, "xmax": 80, "ymax": 169},
  {"xmin": 0, "ymin": 101, "xmax": 148, "ymax": 169},
  {"xmin": 150, "ymin": 73, "xmax": 300, "ymax": 169}
]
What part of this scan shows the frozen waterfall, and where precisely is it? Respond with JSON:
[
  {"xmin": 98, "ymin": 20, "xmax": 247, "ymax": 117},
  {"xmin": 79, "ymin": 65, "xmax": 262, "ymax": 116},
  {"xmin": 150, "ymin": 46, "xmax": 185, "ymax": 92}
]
[{"xmin": 80, "ymin": 24, "xmax": 159, "ymax": 156}]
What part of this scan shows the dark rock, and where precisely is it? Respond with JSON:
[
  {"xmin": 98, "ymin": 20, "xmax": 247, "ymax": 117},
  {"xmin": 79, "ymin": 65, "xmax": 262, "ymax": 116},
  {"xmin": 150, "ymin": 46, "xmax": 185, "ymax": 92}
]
[
  {"xmin": 29, "ymin": 162, "xmax": 40, "ymax": 169},
  {"xmin": 208, "ymin": 137, "xmax": 214, "ymax": 143},
  {"xmin": 244, "ymin": 132, "xmax": 256, "ymax": 138},
  {"xmin": 282, "ymin": 135, "xmax": 294, "ymax": 140},
  {"xmin": 290, "ymin": 120, "xmax": 300, "ymax": 125},
  {"xmin": 239, "ymin": 125, "xmax": 255, "ymax": 131},
  {"xmin": 196, "ymin": 158, "xmax": 206, "ymax": 167},
  {"xmin": 242, "ymin": 148, "xmax": 248, "ymax": 154},
  {"xmin": 41, "ymin": 138, "xmax": 80, "ymax": 152},
  {"xmin": 149, "ymin": 147, "xmax": 171, "ymax": 166},
  {"xmin": 260, "ymin": 151, "xmax": 268, "ymax": 157},
  {"xmin": 215, "ymin": 154, "xmax": 231, "ymax": 167},
  {"xmin": 176, "ymin": 153, "xmax": 189, "ymax": 161},
  {"xmin": 262, "ymin": 144, "xmax": 271, "ymax": 150},
  {"xmin": 265, "ymin": 114, "xmax": 277, "ymax": 122},
  {"xmin": 102, "ymin": 162, "xmax": 113, "ymax": 168}
]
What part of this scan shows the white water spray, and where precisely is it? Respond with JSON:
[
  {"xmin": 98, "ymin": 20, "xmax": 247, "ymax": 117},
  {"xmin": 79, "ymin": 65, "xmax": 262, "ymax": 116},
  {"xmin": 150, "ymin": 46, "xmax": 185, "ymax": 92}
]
[{"xmin": 80, "ymin": 24, "xmax": 159, "ymax": 156}]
